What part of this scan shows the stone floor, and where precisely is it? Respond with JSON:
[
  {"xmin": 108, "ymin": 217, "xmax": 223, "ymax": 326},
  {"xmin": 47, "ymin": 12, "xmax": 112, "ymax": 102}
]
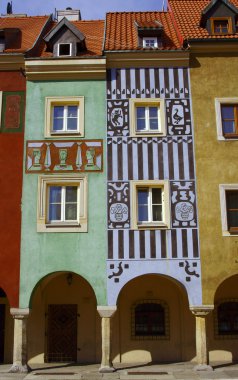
[{"xmin": 0, "ymin": 362, "xmax": 238, "ymax": 380}]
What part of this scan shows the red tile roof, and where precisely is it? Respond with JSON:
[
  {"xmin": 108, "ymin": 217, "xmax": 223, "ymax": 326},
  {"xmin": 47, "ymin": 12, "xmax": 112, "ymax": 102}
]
[
  {"xmin": 104, "ymin": 11, "xmax": 182, "ymax": 51},
  {"xmin": 40, "ymin": 20, "xmax": 105, "ymax": 57},
  {"xmin": 169, "ymin": 0, "xmax": 238, "ymax": 41},
  {"xmin": 0, "ymin": 16, "xmax": 50, "ymax": 53}
]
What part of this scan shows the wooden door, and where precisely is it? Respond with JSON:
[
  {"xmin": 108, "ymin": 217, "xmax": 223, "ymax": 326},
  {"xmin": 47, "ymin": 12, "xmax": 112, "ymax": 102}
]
[
  {"xmin": 0, "ymin": 304, "xmax": 5, "ymax": 363},
  {"xmin": 47, "ymin": 304, "xmax": 77, "ymax": 362}
]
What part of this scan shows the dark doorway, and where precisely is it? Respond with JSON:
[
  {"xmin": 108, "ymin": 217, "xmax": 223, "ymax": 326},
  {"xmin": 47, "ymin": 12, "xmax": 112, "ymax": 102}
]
[
  {"xmin": 47, "ymin": 304, "xmax": 77, "ymax": 362},
  {"xmin": 0, "ymin": 304, "xmax": 5, "ymax": 363}
]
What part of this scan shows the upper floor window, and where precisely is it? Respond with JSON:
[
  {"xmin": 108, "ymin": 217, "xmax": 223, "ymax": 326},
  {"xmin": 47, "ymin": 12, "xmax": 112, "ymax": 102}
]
[
  {"xmin": 45, "ymin": 97, "xmax": 84, "ymax": 138},
  {"xmin": 211, "ymin": 17, "xmax": 232, "ymax": 34},
  {"xmin": 219, "ymin": 185, "xmax": 238, "ymax": 236},
  {"xmin": 143, "ymin": 37, "xmax": 158, "ymax": 48},
  {"xmin": 130, "ymin": 98, "xmax": 165, "ymax": 137},
  {"xmin": 215, "ymin": 98, "xmax": 238, "ymax": 140},
  {"xmin": 48, "ymin": 185, "xmax": 78, "ymax": 224},
  {"xmin": 58, "ymin": 43, "xmax": 72, "ymax": 56}
]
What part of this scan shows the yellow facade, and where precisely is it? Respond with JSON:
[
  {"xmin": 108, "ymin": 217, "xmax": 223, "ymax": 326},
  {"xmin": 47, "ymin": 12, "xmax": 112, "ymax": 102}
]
[{"xmin": 190, "ymin": 51, "xmax": 238, "ymax": 362}]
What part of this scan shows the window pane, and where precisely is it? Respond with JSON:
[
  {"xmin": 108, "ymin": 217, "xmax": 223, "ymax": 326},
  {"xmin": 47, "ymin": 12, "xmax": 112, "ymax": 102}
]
[
  {"xmin": 227, "ymin": 211, "xmax": 238, "ymax": 228},
  {"xmin": 66, "ymin": 186, "xmax": 77, "ymax": 202},
  {"xmin": 53, "ymin": 106, "xmax": 64, "ymax": 118},
  {"xmin": 138, "ymin": 189, "xmax": 148, "ymax": 205},
  {"xmin": 53, "ymin": 118, "xmax": 63, "ymax": 131},
  {"xmin": 152, "ymin": 205, "xmax": 162, "ymax": 221},
  {"xmin": 67, "ymin": 118, "xmax": 78, "ymax": 131},
  {"xmin": 221, "ymin": 105, "xmax": 234, "ymax": 119},
  {"xmin": 223, "ymin": 121, "xmax": 235, "ymax": 134},
  {"xmin": 49, "ymin": 204, "xmax": 61, "ymax": 221},
  {"xmin": 149, "ymin": 107, "xmax": 158, "ymax": 118},
  {"xmin": 152, "ymin": 188, "xmax": 162, "ymax": 204},
  {"xmin": 138, "ymin": 205, "xmax": 148, "ymax": 221},
  {"xmin": 137, "ymin": 107, "xmax": 145, "ymax": 118},
  {"xmin": 49, "ymin": 187, "xmax": 62, "ymax": 203},
  {"xmin": 137, "ymin": 119, "xmax": 146, "ymax": 131},
  {"xmin": 227, "ymin": 191, "xmax": 238, "ymax": 208},
  {"xmin": 68, "ymin": 106, "xmax": 77, "ymax": 117},
  {"xmin": 65, "ymin": 204, "xmax": 77, "ymax": 220}
]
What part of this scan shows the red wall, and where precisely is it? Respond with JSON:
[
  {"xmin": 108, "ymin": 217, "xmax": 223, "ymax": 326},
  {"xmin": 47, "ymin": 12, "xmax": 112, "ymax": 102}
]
[{"xmin": 0, "ymin": 71, "xmax": 25, "ymax": 307}]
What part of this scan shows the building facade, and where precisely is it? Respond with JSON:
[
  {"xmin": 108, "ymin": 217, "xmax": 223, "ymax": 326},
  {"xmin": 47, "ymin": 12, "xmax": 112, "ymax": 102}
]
[{"xmin": 170, "ymin": 0, "xmax": 238, "ymax": 366}]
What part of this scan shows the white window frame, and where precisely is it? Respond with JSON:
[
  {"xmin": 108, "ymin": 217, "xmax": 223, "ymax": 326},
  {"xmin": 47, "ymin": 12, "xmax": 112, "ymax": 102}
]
[
  {"xmin": 219, "ymin": 184, "xmax": 238, "ymax": 236},
  {"xmin": 215, "ymin": 98, "xmax": 238, "ymax": 140},
  {"xmin": 37, "ymin": 174, "xmax": 87, "ymax": 233},
  {"xmin": 45, "ymin": 96, "xmax": 84, "ymax": 138},
  {"xmin": 47, "ymin": 185, "xmax": 79, "ymax": 224},
  {"xmin": 131, "ymin": 180, "xmax": 170, "ymax": 230},
  {"xmin": 130, "ymin": 98, "xmax": 166, "ymax": 137},
  {"xmin": 57, "ymin": 43, "xmax": 72, "ymax": 57},
  {"xmin": 143, "ymin": 37, "xmax": 158, "ymax": 48}
]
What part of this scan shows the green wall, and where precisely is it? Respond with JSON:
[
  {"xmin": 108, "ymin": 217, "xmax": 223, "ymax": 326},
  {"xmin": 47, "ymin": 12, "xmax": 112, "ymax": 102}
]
[{"xmin": 20, "ymin": 80, "xmax": 107, "ymax": 307}]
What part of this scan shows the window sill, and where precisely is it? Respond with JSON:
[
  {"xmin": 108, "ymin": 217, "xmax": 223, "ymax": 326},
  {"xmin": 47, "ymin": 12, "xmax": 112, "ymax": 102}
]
[
  {"xmin": 131, "ymin": 131, "xmax": 165, "ymax": 138},
  {"xmin": 136, "ymin": 222, "xmax": 169, "ymax": 230}
]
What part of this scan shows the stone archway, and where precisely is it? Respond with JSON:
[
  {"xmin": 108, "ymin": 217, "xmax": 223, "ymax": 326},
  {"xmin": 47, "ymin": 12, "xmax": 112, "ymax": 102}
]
[
  {"xmin": 111, "ymin": 274, "xmax": 195, "ymax": 364},
  {"xmin": 27, "ymin": 272, "xmax": 101, "ymax": 364}
]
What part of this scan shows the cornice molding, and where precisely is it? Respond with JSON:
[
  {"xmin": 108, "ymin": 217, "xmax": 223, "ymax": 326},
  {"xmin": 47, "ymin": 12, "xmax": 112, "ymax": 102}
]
[
  {"xmin": 105, "ymin": 51, "xmax": 189, "ymax": 68},
  {"xmin": 188, "ymin": 41, "xmax": 238, "ymax": 54},
  {"xmin": 0, "ymin": 54, "xmax": 25, "ymax": 70},
  {"xmin": 25, "ymin": 58, "xmax": 106, "ymax": 80}
]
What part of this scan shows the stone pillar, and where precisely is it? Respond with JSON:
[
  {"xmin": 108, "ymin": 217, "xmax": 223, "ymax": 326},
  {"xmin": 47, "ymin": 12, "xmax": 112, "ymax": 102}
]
[
  {"xmin": 9, "ymin": 308, "xmax": 30, "ymax": 373},
  {"xmin": 190, "ymin": 306, "xmax": 214, "ymax": 371},
  {"xmin": 97, "ymin": 306, "xmax": 117, "ymax": 373}
]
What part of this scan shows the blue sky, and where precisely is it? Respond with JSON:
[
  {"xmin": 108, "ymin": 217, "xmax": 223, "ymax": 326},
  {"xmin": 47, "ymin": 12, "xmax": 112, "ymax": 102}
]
[{"xmin": 1, "ymin": 0, "xmax": 166, "ymax": 19}]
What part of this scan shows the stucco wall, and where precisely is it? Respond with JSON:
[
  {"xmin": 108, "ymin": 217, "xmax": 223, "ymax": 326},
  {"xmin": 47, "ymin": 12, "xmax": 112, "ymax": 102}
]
[
  {"xmin": 190, "ymin": 53, "xmax": 238, "ymax": 304},
  {"xmin": 20, "ymin": 80, "xmax": 107, "ymax": 307}
]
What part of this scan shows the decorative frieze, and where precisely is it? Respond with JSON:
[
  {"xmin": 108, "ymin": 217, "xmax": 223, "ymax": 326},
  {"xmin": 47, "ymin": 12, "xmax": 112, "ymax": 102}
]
[{"xmin": 26, "ymin": 140, "xmax": 103, "ymax": 173}]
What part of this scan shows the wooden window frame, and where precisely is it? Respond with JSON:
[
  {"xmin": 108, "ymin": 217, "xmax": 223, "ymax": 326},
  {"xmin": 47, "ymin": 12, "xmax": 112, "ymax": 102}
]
[
  {"xmin": 45, "ymin": 96, "xmax": 84, "ymax": 138},
  {"xmin": 47, "ymin": 185, "xmax": 80, "ymax": 225},
  {"xmin": 142, "ymin": 37, "xmax": 158, "ymax": 48},
  {"xmin": 211, "ymin": 17, "xmax": 232, "ymax": 35},
  {"xmin": 57, "ymin": 43, "xmax": 72, "ymax": 57},
  {"xmin": 221, "ymin": 104, "xmax": 238, "ymax": 138}
]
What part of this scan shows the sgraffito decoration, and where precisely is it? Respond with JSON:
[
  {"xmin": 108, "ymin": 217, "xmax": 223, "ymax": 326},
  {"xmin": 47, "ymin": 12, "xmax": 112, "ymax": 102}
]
[
  {"xmin": 108, "ymin": 262, "xmax": 129, "ymax": 283},
  {"xmin": 179, "ymin": 260, "xmax": 200, "ymax": 282},
  {"xmin": 107, "ymin": 100, "xmax": 129, "ymax": 136},
  {"xmin": 171, "ymin": 181, "xmax": 197, "ymax": 227},
  {"xmin": 107, "ymin": 68, "xmax": 190, "ymax": 100},
  {"xmin": 26, "ymin": 140, "xmax": 103, "ymax": 173},
  {"xmin": 1, "ymin": 92, "xmax": 25, "ymax": 133},
  {"xmin": 166, "ymin": 99, "xmax": 191, "ymax": 135},
  {"xmin": 108, "ymin": 182, "xmax": 130, "ymax": 229}
]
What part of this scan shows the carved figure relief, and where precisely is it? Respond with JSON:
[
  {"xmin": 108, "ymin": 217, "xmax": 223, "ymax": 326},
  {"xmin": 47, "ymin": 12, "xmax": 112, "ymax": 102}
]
[
  {"xmin": 108, "ymin": 182, "xmax": 130, "ymax": 228},
  {"xmin": 171, "ymin": 181, "xmax": 197, "ymax": 227},
  {"xmin": 107, "ymin": 100, "xmax": 129, "ymax": 136},
  {"xmin": 26, "ymin": 140, "xmax": 103, "ymax": 173},
  {"xmin": 166, "ymin": 99, "xmax": 191, "ymax": 135}
]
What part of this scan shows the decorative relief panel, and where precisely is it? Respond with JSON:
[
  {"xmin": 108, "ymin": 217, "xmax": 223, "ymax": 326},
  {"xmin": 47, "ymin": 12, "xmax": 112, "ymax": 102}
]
[
  {"xmin": 1, "ymin": 91, "xmax": 25, "ymax": 133},
  {"xmin": 107, "ymin": 100, "xmax": 129, "ymax": 137},
  {"xmin": 171, "ymin": 181, "xmax": 197, "ymax": 227},
  {"xmin": 166, "ymin": 99, "xmax": 191, "ymax": 136},
  {"xmin": 108, "ymin": 182, "xmax": 130, "ymax": 229},
  {"xmin": 26, "ymin": 140, "xmax": 103, "ymax": 173}
]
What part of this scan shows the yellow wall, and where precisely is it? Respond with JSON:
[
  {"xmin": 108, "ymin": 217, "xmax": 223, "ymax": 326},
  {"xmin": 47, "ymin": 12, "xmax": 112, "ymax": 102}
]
[
  {"xmin": 111, "ymin": 274, "xmax": 196, "ymax": 363},
  {"xmin": 27, "ymin": 272, "xmax": 101, "ymax": 364},
  {"xmin": 190, "ymin": 53, "xmax": 238, "ymax": 304}
]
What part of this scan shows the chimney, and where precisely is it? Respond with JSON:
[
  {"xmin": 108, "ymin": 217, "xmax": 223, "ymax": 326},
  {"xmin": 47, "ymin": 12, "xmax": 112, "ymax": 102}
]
[{"xmin": 57, "ymin": 7, "xmax": 81, "ymax": 22}]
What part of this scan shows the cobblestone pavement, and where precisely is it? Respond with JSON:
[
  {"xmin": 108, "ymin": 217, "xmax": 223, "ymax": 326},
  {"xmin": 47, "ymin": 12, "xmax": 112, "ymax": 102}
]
[{"xmin": 0, "ymin": 362, "xmax": 238, "ymax": 380}]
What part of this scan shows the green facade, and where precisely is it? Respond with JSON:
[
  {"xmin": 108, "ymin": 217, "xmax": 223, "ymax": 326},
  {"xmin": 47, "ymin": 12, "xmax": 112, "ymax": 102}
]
[{"xmin": 20, "ymin": 80, "xmax": 107, "ymax": 308}]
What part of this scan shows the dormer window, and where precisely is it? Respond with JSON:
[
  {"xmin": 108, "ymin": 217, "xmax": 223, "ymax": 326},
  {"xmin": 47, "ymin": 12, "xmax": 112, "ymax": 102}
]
[
  {"xmin": 58, "ymin": 43, "xmax": 72, "ymax": 56},
  {"xmin": 211, "ymin": 17, "xmax": 232, "ymax": 34},
  {"xmin": 143, "ymin": 37, "xmax": 158, "ymax": 48}
]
